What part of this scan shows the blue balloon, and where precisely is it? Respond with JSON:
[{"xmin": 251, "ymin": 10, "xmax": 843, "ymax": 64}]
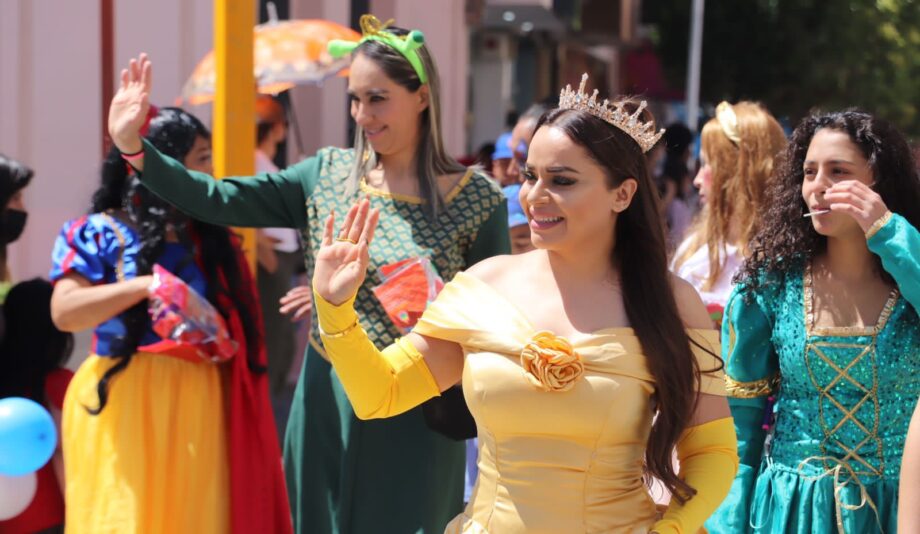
[{"xmin": 0, "ymin": 397, "xmax": 57, "ymax": 476}]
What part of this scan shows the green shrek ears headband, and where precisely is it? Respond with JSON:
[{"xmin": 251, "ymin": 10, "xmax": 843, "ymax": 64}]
[{"xmin": 327, "ymin": 15, "xmax": 428, "ymax": 84}]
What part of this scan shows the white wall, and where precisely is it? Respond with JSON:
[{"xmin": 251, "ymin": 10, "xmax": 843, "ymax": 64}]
[
  {"xmin": 115, "ymin": 0, "xmax": 216, "ymax": 124},
  {"xmin": 391, "ymin": 0, "xmax": 469, "ymax": 156},
  {"xmin": 1, "ymin": 0, "xmax": 102, "ymax": 284},
  {"xmin": 288, "ymin": 0, "xmax": 351, "ymax": 158}
]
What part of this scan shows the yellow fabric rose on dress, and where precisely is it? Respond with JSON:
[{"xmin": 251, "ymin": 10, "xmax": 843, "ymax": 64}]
[{"xmin": 520, "ymin": 331, "xmax": 584, "ymax": 392}]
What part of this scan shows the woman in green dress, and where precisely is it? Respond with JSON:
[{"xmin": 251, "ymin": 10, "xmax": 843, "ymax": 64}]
[{"xmin": 104, "ymin": 16, "xmax": 510, "ymax": 534}]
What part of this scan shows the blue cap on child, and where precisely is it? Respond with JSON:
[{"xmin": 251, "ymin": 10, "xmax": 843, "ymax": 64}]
[
  {"xmin": 493, "ymin": 132, "xmax": 514, "ymax": 160},
  {"xmin": 503, "ymin": 184, "xmax": 529, "ymax": 229}
]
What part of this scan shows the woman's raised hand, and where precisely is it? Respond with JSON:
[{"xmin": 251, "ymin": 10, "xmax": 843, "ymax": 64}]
[
  {"xmin": 108, "ymin": 53, "xmax": 152, "ymax": 155},
  {"xmin": 823, "ymin": 179, "xmax": 890, "ymax": 234},
  {"xmin": 313, "ymin": 199, "xmax": 380, "ymax": 306}
]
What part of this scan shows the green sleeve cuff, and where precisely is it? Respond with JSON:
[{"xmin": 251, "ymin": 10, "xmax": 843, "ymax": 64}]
[{"xmin": 867, "ymin": 211, "xmax": 920, "ymax": 310}]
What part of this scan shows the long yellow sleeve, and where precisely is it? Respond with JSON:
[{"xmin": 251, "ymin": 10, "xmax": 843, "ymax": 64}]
[
  {"xmin": 651, "ymin": 417, "xmax": 739, "ymax": 534},
  {"xmin": 314, "ymin": 290, "xmax": 440, "ymax": 419}
]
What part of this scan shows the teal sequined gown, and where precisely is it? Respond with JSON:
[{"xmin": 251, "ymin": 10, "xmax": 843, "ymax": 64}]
[{"xmin": 707, "ymin": 212, "xmax": 920, "ymax": 534}]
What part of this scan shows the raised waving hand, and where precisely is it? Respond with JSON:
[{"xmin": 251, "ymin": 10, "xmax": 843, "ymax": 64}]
[
  {"xmin": 108, "ymin": 53, "xmax": 152, "ymax": 156},
  {"xmin": 313, "ymin": 199, "xmax": 381, "ymax": 306}
]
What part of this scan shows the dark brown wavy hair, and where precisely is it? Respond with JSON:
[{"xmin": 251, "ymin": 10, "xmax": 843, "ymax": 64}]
[
  {"xmin": 535, "ymin": 106, "xmax": 714, "ymax": 503},
  {"xmin": 737, "ymin": 109, "xmax": 920, "ymax": 293}
]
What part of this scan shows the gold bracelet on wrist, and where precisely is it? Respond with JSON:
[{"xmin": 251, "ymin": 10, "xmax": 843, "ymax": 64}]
[
  {"xmin": 319, "ymin": 317, "xmax": 360, "ymax": 339},
  {"xmin": 865, "ymin": 210, "xmax": 893, "ymax": 240}
]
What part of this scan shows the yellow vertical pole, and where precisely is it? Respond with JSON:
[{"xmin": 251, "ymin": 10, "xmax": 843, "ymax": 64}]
[{"xmin": 213, "ymin": 0, "xmax": 257, "ymax": 272}]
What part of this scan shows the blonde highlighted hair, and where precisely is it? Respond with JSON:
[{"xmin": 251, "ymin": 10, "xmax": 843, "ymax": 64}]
[
  {"xmin": 672, "ymin": 101, "xmax": 786, "ymax": 290},
  {"xmin": 347, "ymin": 28, "xmax": 465, "ymax": 220}
]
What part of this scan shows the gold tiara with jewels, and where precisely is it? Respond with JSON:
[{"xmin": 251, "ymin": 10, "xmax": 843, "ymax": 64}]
[{"xmin": 558, "ymin": 73, "xmax": 664, "ymax": 153}]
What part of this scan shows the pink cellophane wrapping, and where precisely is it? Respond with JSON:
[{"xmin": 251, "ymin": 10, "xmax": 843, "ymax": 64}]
[{"xmin": 147, "ymin": 264, "xmax": 237, "ymax": 362}]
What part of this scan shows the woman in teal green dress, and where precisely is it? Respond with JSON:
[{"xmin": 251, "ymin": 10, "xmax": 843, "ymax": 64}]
[
  {"xmin": 707, "ymin": 110, "xmax": 920, "ymax": 533},
  {"xmin": 104, "ymin": 16, "xmax": 510, "ymax": 534}
]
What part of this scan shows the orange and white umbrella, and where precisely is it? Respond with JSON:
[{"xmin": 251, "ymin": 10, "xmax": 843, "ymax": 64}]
[{"xmin": 180, "ymin": 18, "xmax": 360, "ymax": 105}]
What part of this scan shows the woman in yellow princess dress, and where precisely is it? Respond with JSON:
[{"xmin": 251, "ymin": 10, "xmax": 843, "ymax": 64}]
[{"xmin": 311, "ymin": 74, "xmax": 739, "ymax": 533}]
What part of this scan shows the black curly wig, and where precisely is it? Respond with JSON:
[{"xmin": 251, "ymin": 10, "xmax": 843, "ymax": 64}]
[
  {"xmin": 88, "ymin": 107, "xmax": 263, "ymax": 413},
  {"xmin": 737, "ymin": 109, "xmax": 920, "ymax": 295}
]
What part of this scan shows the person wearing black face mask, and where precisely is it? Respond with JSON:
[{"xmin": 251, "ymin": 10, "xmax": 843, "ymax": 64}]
[
  {"xmin": 1, "ymin": 206, "xmax": 27, "ymax": 245},
  {"xmin": 0, "ymin": 154, "xmax": 34, "ymax": 305}
]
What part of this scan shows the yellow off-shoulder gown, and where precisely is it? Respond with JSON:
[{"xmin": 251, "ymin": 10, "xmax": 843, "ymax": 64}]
[{"xmin": 412, "ymin": 273, "xmax": 726, "ymax": 534}]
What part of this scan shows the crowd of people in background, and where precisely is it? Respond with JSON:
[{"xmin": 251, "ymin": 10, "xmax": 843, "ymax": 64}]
[{"xmin": 0, "ymin": 12, "xmax": 918, "ymax": 534}]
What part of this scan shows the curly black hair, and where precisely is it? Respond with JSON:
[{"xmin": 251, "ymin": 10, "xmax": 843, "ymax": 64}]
[
  {"xmin": 88, "ymin": 107, "xmax": 263, "ymax": 413},
  {"xmin": 738, "ymin": 109, "xmax": 920, "ymax": 293}
]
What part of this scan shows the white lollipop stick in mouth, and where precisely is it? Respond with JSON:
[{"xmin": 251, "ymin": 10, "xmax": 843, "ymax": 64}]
[{"xmin": 804, "ymin": 209, "xmax": 831, "ymax": 218}]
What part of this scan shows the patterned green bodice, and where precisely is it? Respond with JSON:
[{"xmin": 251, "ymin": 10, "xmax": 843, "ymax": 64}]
[{"xmin": 302, "ymin": 147, "xmax": 506, "ymax": 355}]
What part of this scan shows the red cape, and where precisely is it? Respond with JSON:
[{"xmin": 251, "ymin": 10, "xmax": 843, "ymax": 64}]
[{"xmin": 215, "ymin": 237, "xmax": 293, "ymax": 534}]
